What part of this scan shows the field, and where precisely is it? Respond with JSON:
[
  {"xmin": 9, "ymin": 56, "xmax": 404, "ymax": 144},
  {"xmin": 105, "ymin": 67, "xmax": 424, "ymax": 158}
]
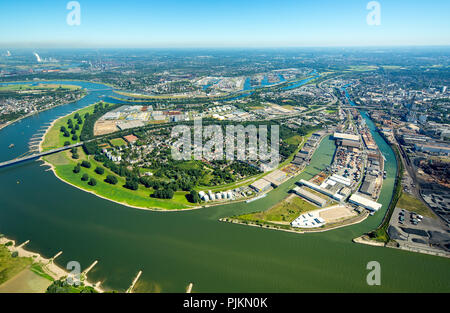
[
  {"xmin": 319, "ymin": 206, "xmax": 357, "ymax": 223},
  {"xmin": 0, "ymin": 244, "xmax": 33, "ymax": 286},
  {"xmin": 396, "ymin": 192, "xmax": 435, "ymax": 218},
  {"xmin": 94, "ymin": 120, "xmax": 118, "ymax": 136},
  {"xmin": 285, "ymin": 135, "xmax": 303, "ymax": 146},
  {"xmin": 0, "ymin": 269, "xmax": 52, "ymax": 293},
  {"xmin": 237, "ymin": 194, "xmax": 319, "ymax": 224},
  {"xmin": 110, "ymin": 138, "xmax": 127, "ymax": 147}
]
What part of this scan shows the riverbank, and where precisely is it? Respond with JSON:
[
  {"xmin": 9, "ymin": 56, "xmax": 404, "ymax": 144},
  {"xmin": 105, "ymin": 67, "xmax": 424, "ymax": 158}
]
[
  {"xmin": 37, "ymin": 103, "xmax": 324, "ymax": 212},
  {"xmin": 0, "ymin": 236, "xmax": 104, "ymax": 293},
  {"xmin": 220, "ymin": 209, "xmax": 369, "ymax": 235},
  {"xmin": 0, "ymin": 79, "xmax": 117, "ymax": 89},
  {"xmin": 0, "ymin": 93, "xmax": 87, "ymax": 134}
]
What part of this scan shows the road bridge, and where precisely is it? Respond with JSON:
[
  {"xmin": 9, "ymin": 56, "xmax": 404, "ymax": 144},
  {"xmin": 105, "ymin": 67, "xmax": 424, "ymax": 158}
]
[{"xmin": 0, "ymin": 143, "xmax": 83, "ymax": 169}]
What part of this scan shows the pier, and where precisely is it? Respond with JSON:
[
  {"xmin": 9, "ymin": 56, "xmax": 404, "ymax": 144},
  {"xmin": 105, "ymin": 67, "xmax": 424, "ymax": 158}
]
[
  {"xmin": 82, "ymin": 260, "xmax": 98, "ymax": 276},
  {"xmin": 17, "ymin": 240, "xmax": 30, "ymax": 249},
  {"xmin": 126, "ymin": 271, "xmax": 142, "ymax": 293},
  {"xmin": 51, "ymin": 251, "xmax": 63, "ymax": 262}
]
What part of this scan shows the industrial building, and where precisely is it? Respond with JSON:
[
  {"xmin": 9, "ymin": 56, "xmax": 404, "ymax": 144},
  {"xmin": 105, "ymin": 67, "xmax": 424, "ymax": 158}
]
[
  {"xmin": 349, "ymin": 194, "xmax": 382, "ymax": 212},
  {"xmin": 414, "ymin": 143, "xmax": 450, "ymax": 155},
  {"xmin": 250, "ymin": 179, "xmax": 272, "ymax": 193},
  {"xmin": 333, "ymin": 132, "xmax": 360, "ymax": 142},
  {"xmin": 291, "ymin": 212, "xmax": 326, "ymax": 228},
  {"xmin": 298, "ymin": 179, "xmax": 343, "ymax": 201},
  {"xmin": 263, "ymin": 170, "xmax": 287, "ymax": 187},
  {"xmin": 292, "ymin": 187, "xmax": 327, "ymax": 207}
]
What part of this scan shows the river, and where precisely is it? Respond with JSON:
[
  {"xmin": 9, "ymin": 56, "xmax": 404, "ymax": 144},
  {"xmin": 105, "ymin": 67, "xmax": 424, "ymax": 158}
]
[{"xmin": 0, "ymin": 81, "xmax": 448, "ymax": 292}]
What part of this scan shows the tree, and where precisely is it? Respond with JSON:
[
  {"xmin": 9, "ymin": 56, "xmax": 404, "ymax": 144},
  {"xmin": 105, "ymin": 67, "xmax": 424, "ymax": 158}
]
[
  {"xmin": 124, "ymin": 178, "xmax": 138, "ymax": 191},
  {"xmin": 46, "ymin": 279, "xmax": 98, "ymax": 294},
  {"xmin": 152, "ymin": 188, "xmax": 174, "ymax": 199},
  {"xmin": 81, "ymin": 161, "xmax": 91, "ymax": 168},
  {"xmin": 105, "ymin": 175, "xmax": 118, "ymax": 185},
  {"xmin": 73, "ymin": 164, "xmax": 81, "ymax": 173},
  {"xmin": 81, "ymin": 173, "xmax": 89, "ymax": 181},
  {"xmin": 88, "ymin": 178, "xmax": 97, "ymax": 186},
  {"xmin": 95, "ymin": 167, "xmax": 104, "ymax": 175},
  {"xmin": 72, "ymin": 134, "xmax": 78, "ymax": 141},
  {"xmin": 64, "ymin": 141, "xmax": 71, "ymax": 146},
  {"xmin": 188, "ymin": 190, "xmax": 200, "ymax": 203}
]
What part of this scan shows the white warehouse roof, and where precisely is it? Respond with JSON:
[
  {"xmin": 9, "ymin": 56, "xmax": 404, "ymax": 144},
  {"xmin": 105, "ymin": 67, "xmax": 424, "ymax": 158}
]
[
  {"xmin": 349, "ymin": 194, "xmax": 382, "ymax": 212},
  {"xmin": 334, "ymin": 132, "xmax": 360, "ymax": 142}
]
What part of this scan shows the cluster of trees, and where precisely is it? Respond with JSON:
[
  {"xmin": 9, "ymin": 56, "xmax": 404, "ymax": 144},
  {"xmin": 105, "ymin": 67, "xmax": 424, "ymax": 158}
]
[
  {"xmin": 63, "ymin": 115, "xmax": 83, "ymax": 141},
  {"xmin": 124, "ymin": 177, "xmax": 139, "ymax": 190},
  {"xmin": 152, "ymin": 188, "xmax": 174, "ymax": 199},
  {"xmin": 187, "ymin": 190, "xmax": 200, "ymax": 203},
  {"xmin": 71, "ymin": 147, "xmax": 79, "ymax": 159},
  {"xmin": 46, "ymin": 279, "xmax": 97, "ymax": 294},
  {"xmin": 83, "ymin": 141, "xmax": 101, "ymax": 155},
  {"xmin": 73, "ymin": 164, "xmax": 81, "ymax": 173},
  {"xmin": 81, "ymin": 160, "xmax": 91, "ymax": 169},
  {"xmin": 72, "ymin": 163, "xmax": 97, "ymax": 186},
  {"xmin": 105, "ymin": 175, "xmax": 118, "ymax": 185}
]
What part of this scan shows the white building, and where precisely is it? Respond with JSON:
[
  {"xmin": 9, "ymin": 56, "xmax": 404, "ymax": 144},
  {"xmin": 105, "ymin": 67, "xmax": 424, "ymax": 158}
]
[{"xmin": 349, "ymin": 194, "xmax": 382, "ymax": 212}]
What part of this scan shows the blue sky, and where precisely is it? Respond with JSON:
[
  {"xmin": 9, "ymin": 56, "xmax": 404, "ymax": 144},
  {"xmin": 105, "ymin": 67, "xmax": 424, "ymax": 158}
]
[{"xmin": 0, "ymin": 0, "xmax": 449, "ymax": 48}]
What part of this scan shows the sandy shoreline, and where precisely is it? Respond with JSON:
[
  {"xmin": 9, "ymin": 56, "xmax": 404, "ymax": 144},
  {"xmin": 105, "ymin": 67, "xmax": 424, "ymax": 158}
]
[{"xmin": 0, "ymin": 236, "xmax": 104, "ymax": 293}]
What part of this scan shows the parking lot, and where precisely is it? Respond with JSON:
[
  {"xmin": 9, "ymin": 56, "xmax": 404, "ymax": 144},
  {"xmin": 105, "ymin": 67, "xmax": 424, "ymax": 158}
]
[{"xmin": 388, "ymin": 207, "xmax": 450, "ymax": 255}]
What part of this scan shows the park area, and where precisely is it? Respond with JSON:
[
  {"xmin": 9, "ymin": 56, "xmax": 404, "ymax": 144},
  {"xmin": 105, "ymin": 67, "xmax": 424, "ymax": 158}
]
[{"xmin": 40, "ymin": 103, "xmax": 96, "ymax": 151}]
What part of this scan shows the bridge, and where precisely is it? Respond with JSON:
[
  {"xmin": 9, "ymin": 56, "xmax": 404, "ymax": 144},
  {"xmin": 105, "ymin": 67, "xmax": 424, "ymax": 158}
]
[{"xmin": 0, "ymin": 143, "xmax": 83, "ymax": 169}]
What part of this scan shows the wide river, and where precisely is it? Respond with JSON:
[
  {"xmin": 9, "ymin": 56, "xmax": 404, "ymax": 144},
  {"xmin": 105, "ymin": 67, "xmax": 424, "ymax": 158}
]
[{"xmin": 0, "ymin": 81, "xmax": 448, "ymax": 292}]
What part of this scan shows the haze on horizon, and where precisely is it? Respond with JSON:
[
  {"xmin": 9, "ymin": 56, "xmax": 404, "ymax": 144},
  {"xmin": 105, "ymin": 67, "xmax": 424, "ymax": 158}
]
[{"xmin": 1, "ymin": 0, "xmax": 449, "ymax": 48}]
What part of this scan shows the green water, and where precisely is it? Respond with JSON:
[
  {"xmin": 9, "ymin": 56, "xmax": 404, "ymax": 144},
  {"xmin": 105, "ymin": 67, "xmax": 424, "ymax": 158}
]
[{"xmin": 0, "ymin": 82, "xmax": 448, "ymax": 293}]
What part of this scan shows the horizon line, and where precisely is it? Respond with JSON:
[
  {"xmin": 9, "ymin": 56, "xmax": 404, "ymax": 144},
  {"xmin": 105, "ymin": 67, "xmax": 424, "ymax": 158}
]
[{"xmin": 2, "ymin": 44, "xmax": 450, "ymax": 50}]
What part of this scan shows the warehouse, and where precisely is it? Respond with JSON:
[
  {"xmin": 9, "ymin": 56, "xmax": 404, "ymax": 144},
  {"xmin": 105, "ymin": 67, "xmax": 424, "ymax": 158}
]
[
  {"xmin": 263, "ymin": 170, "xmax": 287, "ymax": 187},
  {"xmin": 250, "ymin": 179, "xmax": 272, "ymax": 193},
  {"xmin": 360, "ymin": 180, "xmax": 376, "ymax": 196},
  {"xmin": 341, "ymin": 139, "xmax": 361, "ymax": 149},
  {"xmin": 329, "ymin": 174, "xmax": 352, "ymax": 187},
  {"xmin": 349, "ymin": 194, "xmax": 382, "ymax": 212},
  {"xmin": 292, "ymin": 187, "xmax": 327, "ymax": 207},
  {"xmin": 333, "ymin": 132, "xmax": 360, "ymax": 142}
]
